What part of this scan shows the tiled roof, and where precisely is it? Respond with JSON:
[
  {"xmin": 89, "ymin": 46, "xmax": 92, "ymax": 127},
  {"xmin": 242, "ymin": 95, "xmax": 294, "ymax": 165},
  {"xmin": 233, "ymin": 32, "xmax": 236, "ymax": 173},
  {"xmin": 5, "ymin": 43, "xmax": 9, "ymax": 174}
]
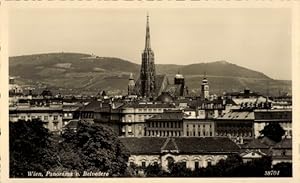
[
  {"xmin": 134, "ymin": 74, "xmax": 169, "ymax": 96},
  {"xmin": 119, "ymin": 137, "xmax": 166, "ymax": 155},
  {"xmin": 122, "ymin": 102, "xmax": 175, "ymax": 109},
  {"xmin": 79, "ymin": 101, "xmax": 123, "ymax": 112},
  {"xmin": 174, "ymin": 137, "xmax": 240, "ymax": 154},
  {"xmin": 260, "ymin": 136, "xmax": 277, "ymax": 146},
  {"xmin": 119, "ymin": 137, "xmax": 240, "ymax": 155},
  {"xmin": 241, "ymin": 137, "xmax": 276, "ymax": 150},
  {"xmin": 273, "ymin": 138, "xmax": 292, "ymax": 149},
  {"xmin": 232, "ymin": 96, "xmax": 270, "ymax": 105},
  {"xmin": 147, "ymin": 111, "xmax": 184, "ymax": 121},
  {"xmin": 217, "ymin": 111, "xmax": 254, "ymax": 120},
  {"xmin": 63, "ymin": 120, "xmax": 80, "ymax": 129},
  {"xmin": 79, "ymin": 100, "xmax": 102, "ymax": 111},
  {"xmin": 242, "ymin": 139, "xmax": 269, "ymax": 149}
]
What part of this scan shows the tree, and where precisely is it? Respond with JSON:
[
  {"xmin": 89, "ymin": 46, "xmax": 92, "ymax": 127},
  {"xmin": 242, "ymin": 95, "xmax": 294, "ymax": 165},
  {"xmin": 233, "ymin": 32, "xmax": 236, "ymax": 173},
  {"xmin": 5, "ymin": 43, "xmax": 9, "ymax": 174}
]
[
  {"xmin": 9, "ymin": 119, "xmax": 59, "ymax": 177},
  {"xmin": 168, "ymin": 162, "xmax": 193, "ymax": 177},
  {"xmin": 144, "ymin": 163, "xmax": 166, "ymax": 177},
  {"xmin": 260, "ymin": 123, "xmax": 285, "ymax": 142},
  {"xmin": 58, "ymin": 121, "xmax": 130, "ymax": 176}
]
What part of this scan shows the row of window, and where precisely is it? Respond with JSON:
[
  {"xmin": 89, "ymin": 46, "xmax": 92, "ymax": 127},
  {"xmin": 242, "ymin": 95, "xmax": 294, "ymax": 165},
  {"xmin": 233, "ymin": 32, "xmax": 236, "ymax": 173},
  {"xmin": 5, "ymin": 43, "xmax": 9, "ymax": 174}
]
[
  {"xmin": 19, "ymin": 115, "xmax": 59, "ymax": 121},
  {"xmin": 186, "ymin": 124, "xmax": 213, "ymax": 137},
  {"xmin": 81, "ymin": 112, "xmax": 94, "ymax": 118},
  {"xmin": 216, "ymin": 131, "xmax": 253, "ymax": 137},
  {"xmin": 137, "ymin": 108, "xmax": 164, "ymax": 112},
  {"xmin": 148, "ymin": 122, "xmax": 182, "ymax": 128},
  {"xmin": 147, "ymin": 130, "xmax": 181, "ymax": 137},
  {"xmin": 135, "ymin": 160, "xmax": 213, "ymax": 169}
]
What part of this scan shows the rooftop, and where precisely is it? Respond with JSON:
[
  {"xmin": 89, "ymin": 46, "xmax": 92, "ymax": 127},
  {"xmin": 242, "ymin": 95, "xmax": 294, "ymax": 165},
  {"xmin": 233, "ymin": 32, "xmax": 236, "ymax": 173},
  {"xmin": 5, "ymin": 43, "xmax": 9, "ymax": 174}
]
[{"xmin": 119, "ymin": 137, "xmax": 240, "ymax": 155}]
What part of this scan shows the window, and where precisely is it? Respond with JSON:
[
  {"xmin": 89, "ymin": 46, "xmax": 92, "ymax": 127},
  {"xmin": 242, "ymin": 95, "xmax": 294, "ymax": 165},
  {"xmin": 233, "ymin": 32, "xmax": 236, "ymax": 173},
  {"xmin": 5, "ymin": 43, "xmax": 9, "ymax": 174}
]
[
  {"xmin": 128, "ymin": 125, "xmax": 132, "ymax": 133},
  {"xmin": 195, "ymin": 162, "xmax": 199, "ymax": 169},
  {"xmin": 44, "ymin": 116, "xmax": 48, "ymax": 121},
  {"xmin": 142, "ymin": 162, "xmax": 146, "ymax": 168},
  {"xmin": 53, "ymin": 115, "xmax": 58, "ymax": 121},
  {"xmin": 21, "ymin": 115, "xmax": 26, "ymax": 120},
  {"xmin": 207, "ymin": 161, "xmax": 212, "ymax": 167}
]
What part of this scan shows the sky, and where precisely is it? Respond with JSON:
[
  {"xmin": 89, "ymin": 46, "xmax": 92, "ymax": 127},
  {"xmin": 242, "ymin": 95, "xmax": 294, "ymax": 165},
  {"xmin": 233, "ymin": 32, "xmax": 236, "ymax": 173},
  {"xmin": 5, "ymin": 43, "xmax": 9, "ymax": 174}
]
[{"xmin": 8, "ymin": 8, "xmax": 291, "ymax": 80}]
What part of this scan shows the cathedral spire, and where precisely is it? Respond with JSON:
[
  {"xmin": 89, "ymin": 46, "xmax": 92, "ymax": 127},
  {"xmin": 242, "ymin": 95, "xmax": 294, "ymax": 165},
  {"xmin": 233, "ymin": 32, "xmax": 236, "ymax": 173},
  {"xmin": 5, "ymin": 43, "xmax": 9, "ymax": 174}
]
[
  {"xmin": 145, "ymin": 13, "xmax": 151, "ymax": 50},
  {"xmin": 140, "ymin": 13, "xmax": 156, "ymax": 98}
]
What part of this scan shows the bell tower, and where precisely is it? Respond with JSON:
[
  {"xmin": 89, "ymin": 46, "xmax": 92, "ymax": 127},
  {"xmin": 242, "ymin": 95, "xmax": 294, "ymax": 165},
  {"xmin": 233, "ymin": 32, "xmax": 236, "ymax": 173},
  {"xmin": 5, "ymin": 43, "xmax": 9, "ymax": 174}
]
[{"xmin": 201, "ymin": 73, "xmax": 209, "ymax": 100}]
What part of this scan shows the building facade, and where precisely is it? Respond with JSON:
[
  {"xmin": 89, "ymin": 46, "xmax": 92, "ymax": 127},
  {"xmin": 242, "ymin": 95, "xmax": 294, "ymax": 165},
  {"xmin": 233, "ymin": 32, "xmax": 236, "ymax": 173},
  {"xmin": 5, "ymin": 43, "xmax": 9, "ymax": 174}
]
[
  {"xmin": 254, "ymin": 109, "xmax": 292, "ymax": 138},
  {"xmin": 120, "ymin": 137, "xmax": 240, "ymax": 170},
  {"xmin": 9, "ymin": 98, "xmax": 63, "ymax": 132},
  {"xmin": 121, "ymin": 103, "xmax": 175, "ymax": 137},
  {"xmin": 145, "ymin": 110, "xmax": 184, "ymax": 137}
]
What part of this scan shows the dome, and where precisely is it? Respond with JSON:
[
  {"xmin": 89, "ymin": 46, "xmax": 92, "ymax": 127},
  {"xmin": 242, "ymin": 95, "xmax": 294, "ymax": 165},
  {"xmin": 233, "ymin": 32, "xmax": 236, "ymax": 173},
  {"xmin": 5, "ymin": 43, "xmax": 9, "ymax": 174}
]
[{"xmin": 157, "ymin": 92, "xmax": 174, "ymax": 103}]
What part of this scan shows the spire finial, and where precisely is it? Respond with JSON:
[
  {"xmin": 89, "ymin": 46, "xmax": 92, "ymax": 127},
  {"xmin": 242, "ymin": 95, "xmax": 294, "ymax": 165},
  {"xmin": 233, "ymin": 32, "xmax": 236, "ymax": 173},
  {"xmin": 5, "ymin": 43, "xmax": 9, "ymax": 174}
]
[
  {"xmin": 145, "ymin": 13, "xmax": 151, "ymax": 50},
  {"xmin": 147, "ymin": 12, "xmax": 149, "ymax": 23}
]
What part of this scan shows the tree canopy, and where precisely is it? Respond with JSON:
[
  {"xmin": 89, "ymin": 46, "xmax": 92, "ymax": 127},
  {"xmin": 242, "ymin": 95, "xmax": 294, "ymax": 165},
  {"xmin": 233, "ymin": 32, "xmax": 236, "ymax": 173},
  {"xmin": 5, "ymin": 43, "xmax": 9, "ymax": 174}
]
[
  {"xmin": 10, "ymin": 119, "xmax": 59, "ymax": 177},
  {"xmin": 260, "ymin": 123, "xmax": 285, "ymax": 142},
  {"xmin": 9, "ymin": 120, "xmax": 130, "ymax": 177},
  {"xmin": 58, "ymin": 121, "xmax": 130, "ymax": 176}
]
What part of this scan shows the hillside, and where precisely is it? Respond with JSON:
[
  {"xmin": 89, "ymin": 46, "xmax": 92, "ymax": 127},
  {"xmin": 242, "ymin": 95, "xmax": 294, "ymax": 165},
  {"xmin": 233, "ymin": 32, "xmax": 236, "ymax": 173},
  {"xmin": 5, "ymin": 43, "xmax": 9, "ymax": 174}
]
[{"xmin": 9, "ymin": 53, "xmax": 291, "ymax": 96}]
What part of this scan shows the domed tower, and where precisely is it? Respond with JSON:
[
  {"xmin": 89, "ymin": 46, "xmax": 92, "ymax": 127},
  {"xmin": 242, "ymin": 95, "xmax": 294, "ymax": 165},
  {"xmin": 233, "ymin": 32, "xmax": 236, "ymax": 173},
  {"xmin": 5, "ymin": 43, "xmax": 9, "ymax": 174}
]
[
  {"xmin": 201, "ymin": 74, "xmax": 209, "ymax": 100},
  {"xmin": 174, "ymin": 73, "xmax": 185, "ymax": 96},
  {"xmin": 128, "ymin": 73, "xmax": 135, "ymax": 95}
]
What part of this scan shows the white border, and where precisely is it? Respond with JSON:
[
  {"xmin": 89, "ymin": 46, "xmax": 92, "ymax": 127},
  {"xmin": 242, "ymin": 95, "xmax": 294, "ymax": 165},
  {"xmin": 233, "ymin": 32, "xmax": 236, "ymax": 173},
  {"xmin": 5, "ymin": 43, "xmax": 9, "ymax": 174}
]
[{"xmin": 1, "ymin": 1, "xmax": 299, "ymax": 183}]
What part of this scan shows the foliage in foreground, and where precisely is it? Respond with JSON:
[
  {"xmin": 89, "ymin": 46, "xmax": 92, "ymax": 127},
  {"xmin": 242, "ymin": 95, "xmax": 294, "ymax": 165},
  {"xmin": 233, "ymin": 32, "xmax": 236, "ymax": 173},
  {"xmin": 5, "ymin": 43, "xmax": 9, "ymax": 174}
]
[{"xmin": 10, "ymin": 120, "xmax": 129, "ymax": 177}]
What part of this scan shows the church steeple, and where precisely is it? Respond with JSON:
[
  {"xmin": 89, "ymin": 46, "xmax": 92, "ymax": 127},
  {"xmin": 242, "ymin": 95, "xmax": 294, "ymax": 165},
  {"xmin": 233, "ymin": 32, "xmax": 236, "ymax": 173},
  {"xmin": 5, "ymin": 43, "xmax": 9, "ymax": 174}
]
[
  {"xmin": 139, "ymin": 13, "xmax": 156, "ymax": 98},
  {"xmin": 145, "ymin": 13, "xmax": 151, "ymax": 50}
]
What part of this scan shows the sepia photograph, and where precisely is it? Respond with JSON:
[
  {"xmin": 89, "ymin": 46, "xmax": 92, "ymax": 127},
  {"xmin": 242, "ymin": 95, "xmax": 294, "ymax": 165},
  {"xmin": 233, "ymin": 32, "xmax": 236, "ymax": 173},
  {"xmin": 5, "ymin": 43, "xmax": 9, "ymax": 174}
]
[{"xmin": 2, "ymin": 4, "xmax": 297, "ymax": 181}]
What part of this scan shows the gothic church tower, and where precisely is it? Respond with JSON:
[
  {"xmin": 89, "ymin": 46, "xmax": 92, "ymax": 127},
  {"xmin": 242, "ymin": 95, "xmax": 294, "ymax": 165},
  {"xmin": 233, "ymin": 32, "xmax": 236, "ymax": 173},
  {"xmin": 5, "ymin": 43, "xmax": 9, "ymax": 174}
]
[{"xmin": 140, "ymin": 14, "xmax": 156, "ymax": 98}]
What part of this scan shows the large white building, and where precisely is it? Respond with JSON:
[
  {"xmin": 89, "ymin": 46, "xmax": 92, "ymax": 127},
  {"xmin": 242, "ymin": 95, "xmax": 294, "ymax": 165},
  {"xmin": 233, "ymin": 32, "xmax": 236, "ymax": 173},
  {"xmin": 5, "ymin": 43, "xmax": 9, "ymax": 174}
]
[{"xmin": 120, "ymin": 137, "xmax": 240, "ymax": 170}]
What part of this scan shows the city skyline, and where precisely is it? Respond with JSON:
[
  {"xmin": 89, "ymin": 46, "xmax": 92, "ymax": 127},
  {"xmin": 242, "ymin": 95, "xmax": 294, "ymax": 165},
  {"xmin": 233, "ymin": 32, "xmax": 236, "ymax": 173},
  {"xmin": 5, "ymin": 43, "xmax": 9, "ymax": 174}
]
[{"xmin": 8, "ymin": 8, "xmax": 291, "ymax": 80}]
